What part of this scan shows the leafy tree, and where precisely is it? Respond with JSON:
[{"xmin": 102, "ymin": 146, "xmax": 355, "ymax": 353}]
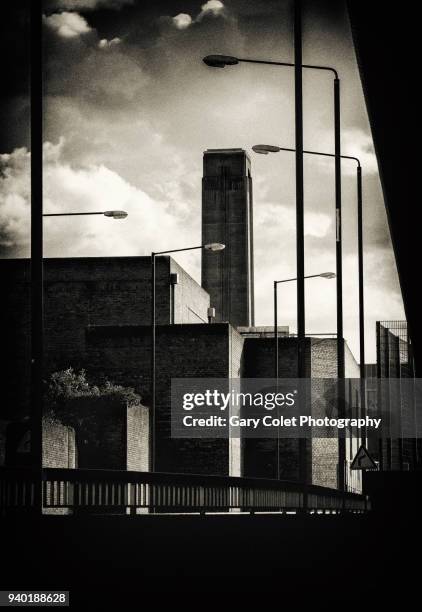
[{"xmin": 44, "ymin": 368, "xmax": 141, "ymax": 415}]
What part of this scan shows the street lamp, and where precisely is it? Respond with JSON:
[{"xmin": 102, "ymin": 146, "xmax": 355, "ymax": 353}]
[
  {"xmin": 43, "ymin": 210, "xmax": 128, "ymax": 219},
  {"xmin": 253, "ymin": 143, "xmax": 366, "ymax": 445},
  {"xmin": 274, "ymin": 272, "xmax": 336, "ymax": 379},
  {"xmin": 203, "ymin": 54, "xmax": 343, "ymax": 376},
  {"xmin": 203, "ymin": 45, "xmax": 344, "ymax": 489},
  {"xmin": 273, "ymin": 271, "xmax": 335, "ymax": 481},
  {"xmin": 150, "ymin": 242, "xmax": 225, "ymax": 472}
]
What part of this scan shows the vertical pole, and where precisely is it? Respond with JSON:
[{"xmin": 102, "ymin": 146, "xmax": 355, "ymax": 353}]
[
  {"xmin": 294, "ymin": 0, "xmax": 305, "ymax": 374},
  {"xmin": 376, "ymin": 322, "xmax": 384, "ymax": 470},
  {"xmin": 274, "ymin": 281, "xmax": 280, "ymax": 479},
  {"xmin": 294, "ymin": 0, "xmax": 307, "ymax": 488},
  {"xmin": 30, "ymin": 0, "xmax": 43, "ymax": 512},
  {"xmin": 334, "ymin": 77, "xmax": 345, "ymax": 491},
  {"xmin": 274, "ymin": 282, "xmax": 278, "ymax": 380},
  {"xmin": 357, "ymin": 165, "xmax": 366, "ymax": 446},
  {"xmin": 151, "ymin": 253, "xmax": 156, "ymax": 473}
]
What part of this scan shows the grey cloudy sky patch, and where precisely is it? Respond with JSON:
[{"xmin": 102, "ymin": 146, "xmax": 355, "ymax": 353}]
[
  {"xmin": 45, "ymin": 0, "xmax": 135, "ymax": 12},
  {"xmin": 0, "ymin": 0, "xmax": 405, "ymax": 362}
]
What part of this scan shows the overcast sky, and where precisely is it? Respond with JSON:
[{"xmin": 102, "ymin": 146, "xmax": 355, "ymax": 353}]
[{"xmin": 0, "ymin": 0, "xmax": 405, "ymax": 363}]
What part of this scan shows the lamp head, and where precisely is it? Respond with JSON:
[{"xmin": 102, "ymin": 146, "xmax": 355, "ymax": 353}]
[
  {"xmin": 104, "ymin": 210, "xmax": 128, "ymax": 219},
  {"xmin": 203, "ymin": 55, "xmax": 239, "ymax": 68},
  {"xmin": 204, "ymin": 242, "xmax": 225, "ymax": 252},
  {"xmin": 252, "ymin": 144, "xmax": 281, "ymax": 155}
]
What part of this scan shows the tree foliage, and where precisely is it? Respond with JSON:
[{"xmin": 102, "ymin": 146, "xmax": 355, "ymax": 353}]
[{"xmin": 44, "ymin": 368, "xmax": 141, "ymax": 412}]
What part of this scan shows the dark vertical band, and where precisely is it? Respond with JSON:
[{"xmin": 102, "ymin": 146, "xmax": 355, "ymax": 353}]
[{"xmin": 30, "ymin": 0, "xmax": 43, "ymax": 509}]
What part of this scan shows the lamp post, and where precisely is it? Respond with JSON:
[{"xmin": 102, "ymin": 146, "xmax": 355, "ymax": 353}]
[
  {"xmin": 150, "ymin": 243, "xmax": 225, "ymax": 472},
  {"xmin": 43, "ymin": 210, "xmax": 128, "ymax": 219},
  {"xmin": 202, "ymin": 53, "xmax": 342, "ymax": 376},
  {"xmin": 30, "ymin": 0, "xmax": 43, "ymax": 513},
  {"xmin": 273, "ymin": 272, "xmax": 335, "ymax": 481},
  {"xmin": 203, "ymin": 44, "xmax": 343, "ymax": 487},
  {"xmin": 274, "ymin": 272, "xmax": 336, "ymax": 378},
  {"xmin": 253, "ymin": 143, "xmax": 366, "ymax": 445}
]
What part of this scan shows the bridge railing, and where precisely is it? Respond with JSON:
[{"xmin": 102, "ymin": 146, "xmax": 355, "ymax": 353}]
[{"xmin": 0, "ymin": 467, "xmax": 369, "ymax": 514}]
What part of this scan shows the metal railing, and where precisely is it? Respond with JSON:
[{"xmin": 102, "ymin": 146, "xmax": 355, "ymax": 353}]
[{"xmin": 0, "ymin": 467, "xmax": 369, "ymax": 514}]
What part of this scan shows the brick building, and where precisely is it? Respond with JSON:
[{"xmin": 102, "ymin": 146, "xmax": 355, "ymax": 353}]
[
  {"xmin": 87, "ymin": 323, "xmax": 242, "ymax": 476},
  {"xmin": 374, "ymin": 321, "xmax": 420, "ymax": 471},
  {"xmin": 1, "ymin": 253, "xmax": 362, "ymax": 489},
  {"xmin": 242, "ymin": 336, "xmax": 361, "ymax": 489},
  {"xmin": 202, "ymin": 149, "xmax": 254, "ymax": 327},
  {"xmin": 1, "ymin": 135, "xmax": 364, "ymax": 490},
  {"xmin": 0, "ymin": 256, "xmax": 209, "ymax": 420},
  {"xmin": 86, "ymin": 322, "xmax": 361, "ymax": 488}
]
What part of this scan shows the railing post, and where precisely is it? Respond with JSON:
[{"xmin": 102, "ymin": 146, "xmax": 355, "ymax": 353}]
[{"xmin": 302, "ymin": 483, "xmax": 308, "ymax": 515}]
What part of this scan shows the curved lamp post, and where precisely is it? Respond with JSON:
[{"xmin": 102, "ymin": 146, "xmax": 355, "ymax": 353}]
[
  {"xmin": 151, "ymin": 242, "xmax": 225, "ymax": 472},
  {"xmin": 202, "ymin": 54, "xmax": 343, "ymax": 376},
  {"xmin": 274, "ymin": 272, "xmax": 336, "ymax": 377},
  {"xmin": 273, "ymin": 272, "xmax": 335, "ymax": 480},
  {"xmin": 253, "ymin": 143, "xmax": 366, "ymax": 445},
  {"xmin": 203, "ymin": 49, "xmax": 343, "ymax": 489}
]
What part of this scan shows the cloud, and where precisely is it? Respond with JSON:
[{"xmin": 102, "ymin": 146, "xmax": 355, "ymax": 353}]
[
  {"xmin": 169, "ymin": 1, "xmax": 226, "ymax": 30},
  {"xmin": 0, "ymin": 148, "xmax": 31, "ymax": 256},
  {"xmin": 172, "ymin": 14, "xmax": 193, "ymax": 30},
  {"xmin": 28, "ymin": 0, "xmax": 403, "ymax": 363},
  {"xmin": 305, "ymin": 126, "xmax": 379, "ymax": 177},
  {"xmin": 0, "ymin": 141, "xmax": 199, "ymax": 260},
  {"xmin": 98, "ymin": 37, "xmax": 121, "ymax": 49},
  {"xmin": 44, "ymin": 12, "xmax": 92, "ymax": 38},
  {"xmin": 198, "ymin": 0, "xmax": 225, "ymax": 19},
  {"xmin": 46, "ymin": 0, "xmax": 134, "ymax": 11},
  {"xmin": 305, "ymin": 212, "xmax": 332, "ymax": 238}
]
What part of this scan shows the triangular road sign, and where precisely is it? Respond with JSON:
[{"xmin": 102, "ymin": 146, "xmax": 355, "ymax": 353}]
[{"xmin": 351, "ymin": 445, "xmax": 378, "ymax": 470}]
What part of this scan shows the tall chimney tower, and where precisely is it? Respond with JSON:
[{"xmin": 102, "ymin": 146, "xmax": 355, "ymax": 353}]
[{"xmin": 201, "ymin": 148, "xmax": 254, "ymax": 327}]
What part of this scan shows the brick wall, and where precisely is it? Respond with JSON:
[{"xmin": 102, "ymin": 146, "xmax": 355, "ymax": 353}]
[
  {"xmin": 0, "ymin": 257, "xmax": 210, "ymax": 420},
  {"xmin": 86, "ymin": 323, "xmax": 241, "ymax": 476},
  {"xmin": 241, "ymin": 336, "xmax": 361, "ymax": 491},
  {"xmin": 202, "ymin": 150, "xmax": 254, "ymax": 327},
  {"xmin": 55, "ymin": 395, "xmax": 149, "ymax": 471},
  {"xmin": 310, "ymin": 339, "xmax": 362, "ymax": 491},
  {"xmin": 170, "ymin": 259, "xmax": 210, "ymax": 324},
  {"xmin": 242, "ymin": 337, "xmax": 312, "ymax": 481},
  {"xmin": 42, "ymin": 418, "xmax": 76, "ymax": 469},
  {"xmin": 127, "ymin": 403, "xmax": 149, "ymax": 471},
  {"xmin": 229, "ymin": 326, "xmax": 245, "ymax": 477},
  {"xmin": 41, "ymin": 418, "xmax": 76, "ymax": 516}
]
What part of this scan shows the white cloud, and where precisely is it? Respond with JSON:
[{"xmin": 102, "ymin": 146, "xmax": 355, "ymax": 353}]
[
  {"xmin": 169, "ymin": 1, "xmax": 225, "ymax": 30},
  {"xmin": 198, "ymin": 0, "xmax": 225, "ymax": 18},
  {"xmin": 0, "ymin": 148, "xmax": 31, "ymax": 255},
  {"xmin": 36, "ymin": 2, "xmax": 403, "ymax": 364},
  {"xmin": 44, "ymin": 12, "xmax": 92, "ymax": 38},
  {"xmin": 172, "ymin": 14, "xmax": 193, "ymax": 30},
  {"xmin": 98, "ymin": 37, "xmax": 121, "ymax": 49},
  {"xmin": 0, "ymin": 141, "xmax": 199, "ymax": 260},
  {"xmin": 305, "ymin": 212, "xmax": 332, "ymax": 238}
]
